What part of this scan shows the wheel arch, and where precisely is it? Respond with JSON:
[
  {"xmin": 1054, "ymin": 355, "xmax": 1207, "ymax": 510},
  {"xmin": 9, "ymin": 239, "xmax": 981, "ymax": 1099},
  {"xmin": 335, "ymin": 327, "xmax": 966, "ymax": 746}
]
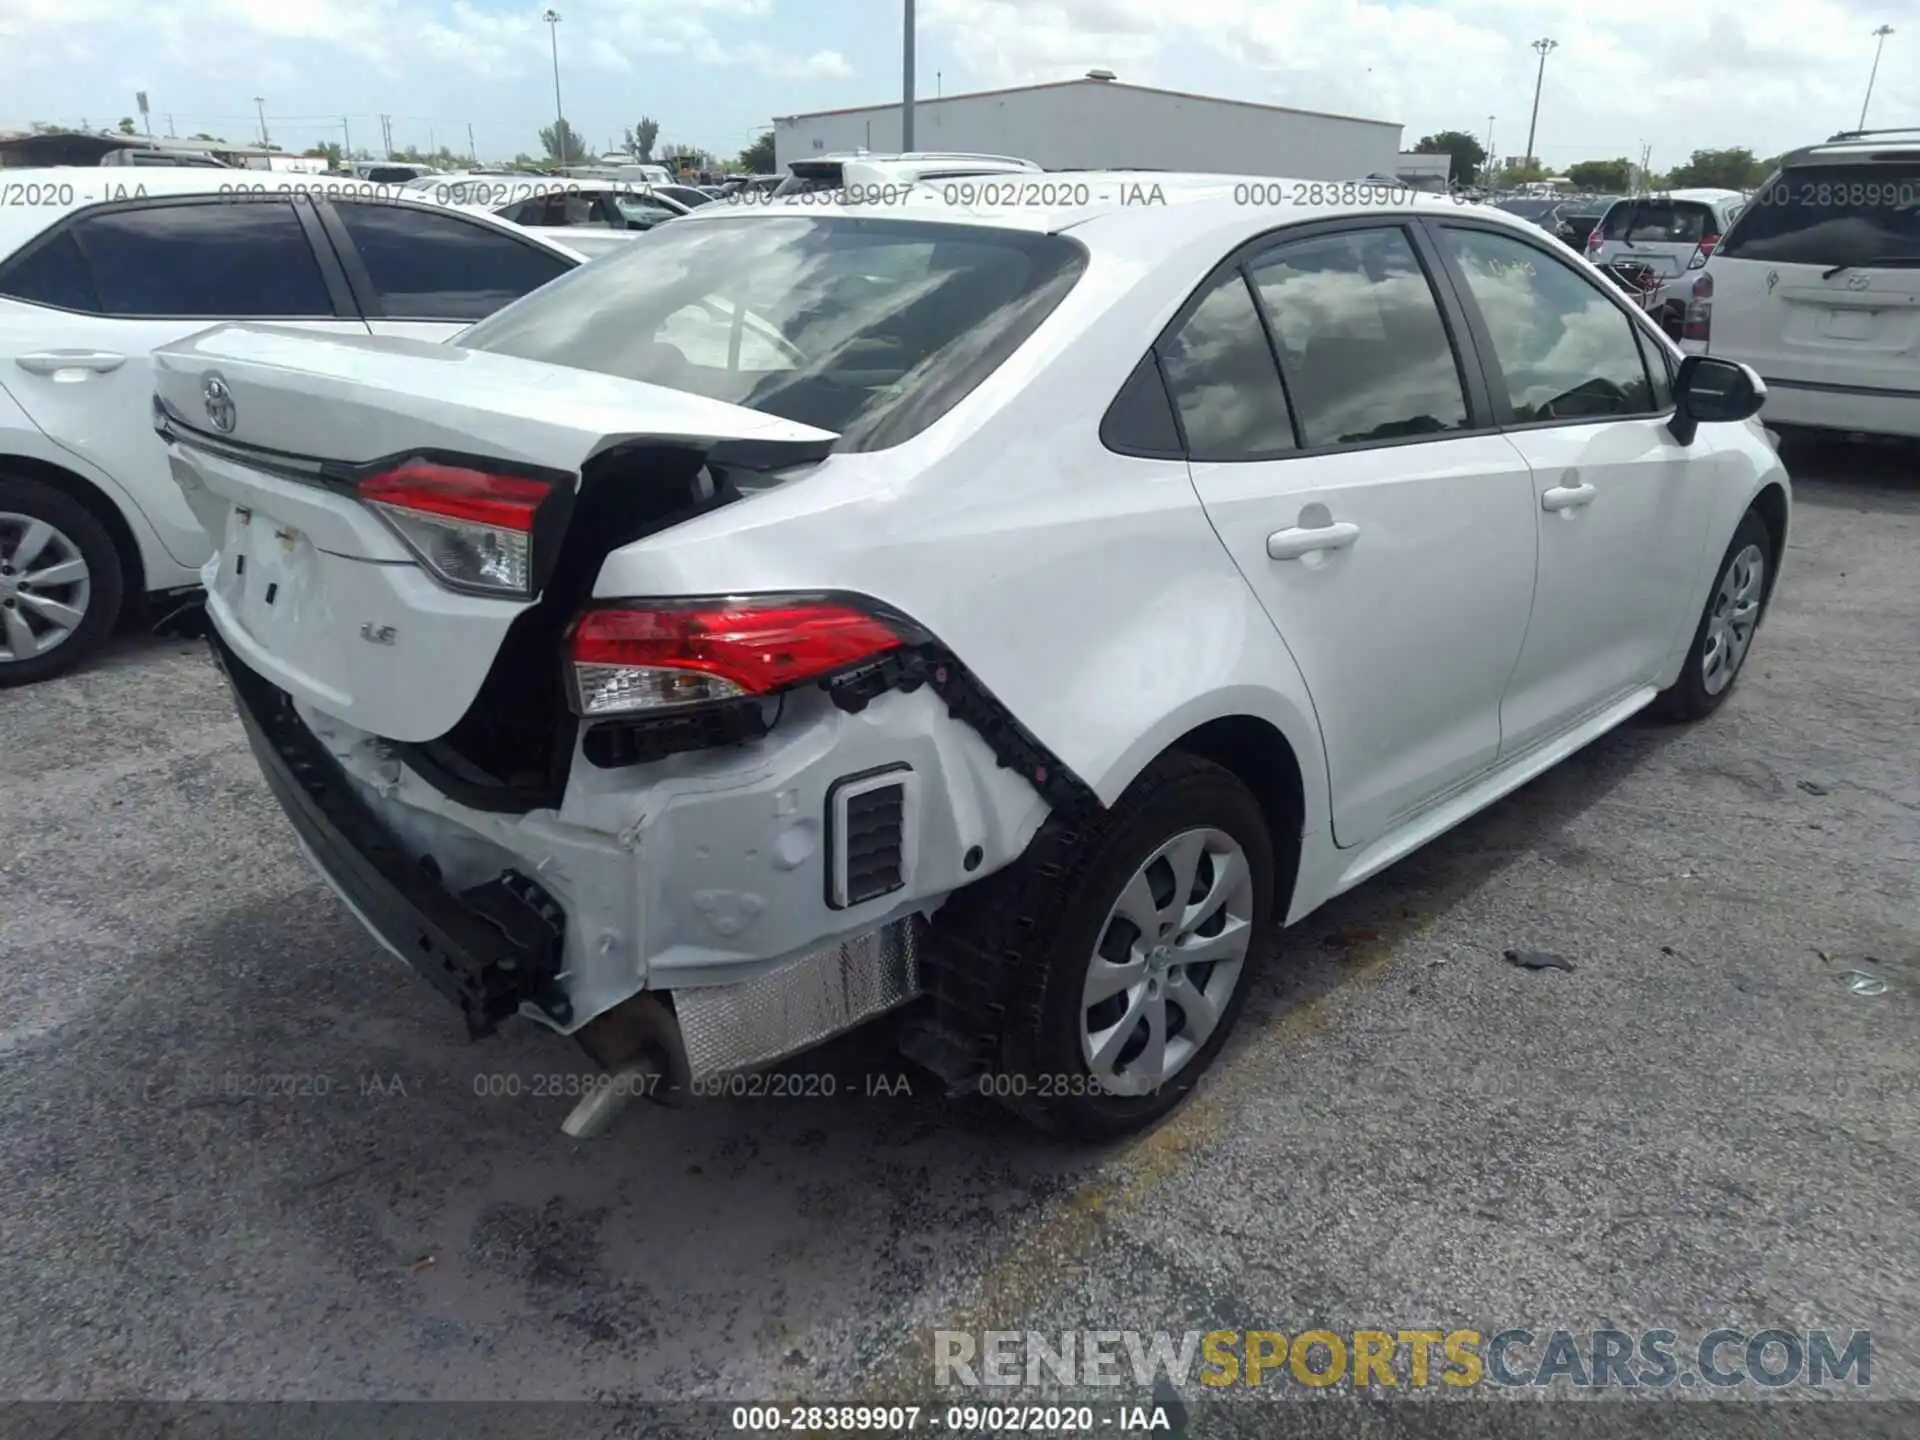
[
  {"xmin": 1165, "ymin": 712, "xmax": 1308, "ymax": 917},
  {"xmin": 0, "ymin": 452, "xmax": 147, "ymax": 619},
  {"xmin": 1750, "ymin": 479, "xmax": 1789, "ymax": 607}
]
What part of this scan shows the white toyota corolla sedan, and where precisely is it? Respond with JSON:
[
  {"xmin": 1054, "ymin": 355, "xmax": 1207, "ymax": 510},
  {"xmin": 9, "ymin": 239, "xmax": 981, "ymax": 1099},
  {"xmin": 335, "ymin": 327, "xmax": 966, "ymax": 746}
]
[{"xmin": 150, "ymin": 176, "xmax": 1789, "ymax": 1141}]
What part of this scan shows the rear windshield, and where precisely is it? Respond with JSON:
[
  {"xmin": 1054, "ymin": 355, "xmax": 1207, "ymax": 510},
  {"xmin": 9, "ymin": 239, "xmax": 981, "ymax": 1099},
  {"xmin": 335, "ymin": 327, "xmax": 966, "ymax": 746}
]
[
  {"xmin": 1599, "ymin": 200, "xmax": 1720, "ymax": 244},
  {"xmin": 455, "ymin": 215, "xmax": 1087, "ymax": 449},
  {"xmin": 1718, "ymin": 162, "xmax": 1920, "ymax": 267},
  {"xmin": 773, "ymin": 165, "xmax": 843, "ymax": 197},
  {"xmin": 1496, "ymin": 199, "xmax": 1557, "ymax": 221}
]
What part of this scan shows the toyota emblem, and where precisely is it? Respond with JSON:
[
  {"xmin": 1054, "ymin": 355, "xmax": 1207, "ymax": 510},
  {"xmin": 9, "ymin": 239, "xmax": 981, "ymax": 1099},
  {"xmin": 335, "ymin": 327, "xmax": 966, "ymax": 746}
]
[
  {"xmin": 203, "ymin": 374, "xmax": 236, "ymax": 434},
  {"xmin": 1846, "ymin": 274, "xmax": 1871, "ymax": 291}
]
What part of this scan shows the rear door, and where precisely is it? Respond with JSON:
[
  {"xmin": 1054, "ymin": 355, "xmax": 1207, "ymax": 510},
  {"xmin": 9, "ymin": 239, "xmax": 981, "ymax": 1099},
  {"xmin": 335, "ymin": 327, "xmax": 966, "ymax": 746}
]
[
  {"xmin": 1173, "ymin": 221, "xmax": 1539, "ymax": 849},
  {"xmin": 314, "ymin": 199, "xmax": 578, "ymax": 342},
  {"xmin": 0, "ymin": 195, "xmax": 370, "ymax": 572},
  {"xmin": 1430, "ymin": 220, "xmax": 1714, "ymax": 754},
  {"xmin": 1705, "ymin": 158, "xmax": 1920, "ymax": 389}
]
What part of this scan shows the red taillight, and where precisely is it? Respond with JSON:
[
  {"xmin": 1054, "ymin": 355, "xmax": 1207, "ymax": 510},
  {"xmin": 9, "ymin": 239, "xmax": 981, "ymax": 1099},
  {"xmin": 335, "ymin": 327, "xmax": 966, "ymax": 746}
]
[
  {"xmin": 359, "ymin": 462, "xmax": 548, "ymax": 531},
  {"xmin": 1687, "ymin": 234, "xmax": 1720, "ymax": 270},
  {"xmin": 569, "ymin": 599, "xmax": 904, "ymax": 717},
  {"xmin": 1585, "ymin": 231, "xmax": 1604, "ymax": 255},
  {"xmin": 1683, "ymin": 272, "xmax": 1713, "ymax": 344},
  {"xmin": 358, "ymin": 460, "xmax": 552, "ymax": 596}
]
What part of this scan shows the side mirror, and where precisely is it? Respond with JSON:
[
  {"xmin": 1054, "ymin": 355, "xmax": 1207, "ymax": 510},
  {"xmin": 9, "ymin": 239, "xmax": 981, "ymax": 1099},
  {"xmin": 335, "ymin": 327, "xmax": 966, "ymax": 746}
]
[{"xmin": 1668, "ymin": 355, "xmax": 1766, "ymax": 444}]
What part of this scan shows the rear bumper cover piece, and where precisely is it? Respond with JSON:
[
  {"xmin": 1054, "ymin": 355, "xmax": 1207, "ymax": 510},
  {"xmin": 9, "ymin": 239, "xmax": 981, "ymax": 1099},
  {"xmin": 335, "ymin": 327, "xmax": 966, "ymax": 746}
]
[{"xmin": 210, "ymin": 632, "xmax": 572, "ymax": 1037}]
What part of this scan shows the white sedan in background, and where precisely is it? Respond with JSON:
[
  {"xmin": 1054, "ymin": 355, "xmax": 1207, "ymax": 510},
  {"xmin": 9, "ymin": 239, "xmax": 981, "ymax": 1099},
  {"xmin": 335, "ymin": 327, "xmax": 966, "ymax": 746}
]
[
  {"xmin": 416, "ymin": 177, "xmax": 701, "ymax": 258},
  {"xmin": 0, "ymin": 169, "xmax": 584, "ymax": 683},
  {"xmin": 154, "ymin": 178, "xmax": 1787, "ymax": 1141}
]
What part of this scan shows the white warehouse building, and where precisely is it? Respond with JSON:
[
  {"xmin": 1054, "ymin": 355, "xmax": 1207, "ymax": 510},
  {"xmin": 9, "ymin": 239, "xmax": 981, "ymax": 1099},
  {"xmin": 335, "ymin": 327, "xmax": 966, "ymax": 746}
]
[{"xmin": 773, "ymin": 74, "xmax": 1405, "ymax": 181}]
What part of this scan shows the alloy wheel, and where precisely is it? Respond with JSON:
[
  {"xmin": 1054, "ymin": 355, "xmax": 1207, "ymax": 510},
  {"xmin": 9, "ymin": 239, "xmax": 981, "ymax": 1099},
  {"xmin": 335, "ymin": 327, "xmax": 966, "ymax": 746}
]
[
  {"xmin": 1701, "ymin": 542, "xmax": 1765, "ymax": 696},
  {"xmin": 0, "ymin": 512, "xmax": 92, "ymax": 664},
  {"xmin": 1080, "ymin": 827, "xmax": 1255, "ymax": 1097}
]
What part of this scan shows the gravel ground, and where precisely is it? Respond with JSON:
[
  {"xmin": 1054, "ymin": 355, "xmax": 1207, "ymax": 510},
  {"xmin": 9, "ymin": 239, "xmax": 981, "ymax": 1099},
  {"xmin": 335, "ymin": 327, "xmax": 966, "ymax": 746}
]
[{"xmin": 1, "ymin": 436, "xmax": 1914, "ymax": 1433}]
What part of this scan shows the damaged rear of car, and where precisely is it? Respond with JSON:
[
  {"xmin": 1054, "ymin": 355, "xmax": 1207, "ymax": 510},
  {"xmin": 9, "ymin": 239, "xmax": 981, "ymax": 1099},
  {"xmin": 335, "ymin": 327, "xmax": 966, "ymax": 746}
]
[{"xmin": 154, "ymin": 211, "xmax": 1100, "ymax": 1129}]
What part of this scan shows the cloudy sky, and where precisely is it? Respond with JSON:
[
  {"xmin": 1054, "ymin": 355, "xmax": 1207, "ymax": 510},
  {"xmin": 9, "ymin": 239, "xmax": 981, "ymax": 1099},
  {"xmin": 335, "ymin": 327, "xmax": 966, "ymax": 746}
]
[{"xmin": 0, "ymin": 0, "xmax": 1910, "ymax": 169}]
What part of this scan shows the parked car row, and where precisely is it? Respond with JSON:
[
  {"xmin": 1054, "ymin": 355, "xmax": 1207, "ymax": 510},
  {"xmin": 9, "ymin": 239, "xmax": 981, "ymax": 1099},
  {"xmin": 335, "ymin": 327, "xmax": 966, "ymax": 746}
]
[{"xmin": 0, "ymin": 170, "xmax": 586, "ymax": 681}]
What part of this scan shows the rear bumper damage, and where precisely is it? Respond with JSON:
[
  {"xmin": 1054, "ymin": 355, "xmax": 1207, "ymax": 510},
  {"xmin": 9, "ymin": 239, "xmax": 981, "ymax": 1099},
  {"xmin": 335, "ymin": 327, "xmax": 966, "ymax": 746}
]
[{"xmin": 211, "ymin": 627, "xmax": 1048, "ymax": 1089}]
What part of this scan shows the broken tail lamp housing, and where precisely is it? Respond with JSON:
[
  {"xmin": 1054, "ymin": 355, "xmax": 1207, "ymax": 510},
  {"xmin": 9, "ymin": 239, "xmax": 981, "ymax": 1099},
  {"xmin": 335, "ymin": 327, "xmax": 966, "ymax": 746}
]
[
  {"xmin": 359, "ymin": 460, "xmax": 558, "ymax": 597},
  {"xmin": 567, "ymin": 597, "xmax": 914, "ymax": 719}
]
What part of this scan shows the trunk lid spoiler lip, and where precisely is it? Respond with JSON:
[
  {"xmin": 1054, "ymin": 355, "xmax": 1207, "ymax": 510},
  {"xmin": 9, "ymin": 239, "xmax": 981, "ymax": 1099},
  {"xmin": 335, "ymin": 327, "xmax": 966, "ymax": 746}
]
[{"xmin": 152, "ymin": 394, "xmax": 841, "ymax": 483}]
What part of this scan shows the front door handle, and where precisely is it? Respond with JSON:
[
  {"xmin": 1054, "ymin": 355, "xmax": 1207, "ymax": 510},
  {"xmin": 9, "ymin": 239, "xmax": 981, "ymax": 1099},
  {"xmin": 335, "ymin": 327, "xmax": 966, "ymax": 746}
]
[
  {"xmin": 17, "ymin": 350, "xmax": 128, "ymax": 376},
  {"xmin": 1268, "ymin": 520, "xmax": 1361, "ymax": 560},
  {"xmin": 1541, "ymin": 482, "xmax": 1597, "ymax": 512}
]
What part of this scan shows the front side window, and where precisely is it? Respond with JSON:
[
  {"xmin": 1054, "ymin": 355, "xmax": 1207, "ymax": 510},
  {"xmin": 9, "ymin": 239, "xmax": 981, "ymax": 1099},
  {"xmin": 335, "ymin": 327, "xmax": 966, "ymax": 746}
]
[
  {"xmin": 1718, "ymin": 163, "xmax": 1920, "ymax": 268},
  {"xmin": 332, "ymin": 202, "xmax": 572, "ymax": 320},
  {"xmin": 15, "ymin": 201, "xmax": 334, "ymax": 318},
  {"xmin": 1157, "ymin": 272, "xmax": 1297, "ymax": 460},
  {"xmin": 1440, "ymin": 226, "xmax": 1655, "ymax": 423},
  {"xmin": 1246, "ymin": 227, "xmax": 1469, "ymax": 446},
  {"xmin": 456, "ymin": 215, "xmax": 1086, "ymax": 448}
]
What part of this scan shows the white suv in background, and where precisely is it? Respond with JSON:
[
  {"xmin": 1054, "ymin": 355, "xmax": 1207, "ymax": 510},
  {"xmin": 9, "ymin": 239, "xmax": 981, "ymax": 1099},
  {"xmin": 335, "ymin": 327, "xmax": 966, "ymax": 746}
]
[
  {"xmin": 0, "ymin": 170, "xmax": 585, "ymax": 685},
  {"xmin": 1677, "ymin": 130, "xmax": 1920, "ymax": 440}
]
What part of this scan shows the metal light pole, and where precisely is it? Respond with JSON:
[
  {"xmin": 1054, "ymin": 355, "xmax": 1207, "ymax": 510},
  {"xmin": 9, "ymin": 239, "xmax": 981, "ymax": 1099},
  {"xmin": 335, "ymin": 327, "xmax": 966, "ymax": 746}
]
[
  {"xmin": 1860, "ymin": 25, "xmax": 1895, "ymax": 130},
  {"xmin": 543, "ymin": 9, "xmax": 568, "ymax": 164},
  {"xmin": 254, "ymin": 95, "xmax": 268, "ymax": 147},
  {"xmin": 1523, "ymin": 37, "xmax": 1557, "ymax": 170},
  {"xmin": 902, "ymin": 0, "xmax": 916, "ymax": 151}
]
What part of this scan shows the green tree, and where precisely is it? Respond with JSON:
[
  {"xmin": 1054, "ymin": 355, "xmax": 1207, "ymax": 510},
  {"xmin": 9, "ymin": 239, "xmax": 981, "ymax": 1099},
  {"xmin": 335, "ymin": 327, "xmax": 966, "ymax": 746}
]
[
  {"xmin": 1413, "ymin": 129, "xmax": 1487, "ymax": 187},
  {"xmin": 303, "ymin": 142, "xmax": 345, "ymax": 166},
  {"xmin": 1665, "ymin": 147, "xmax": 1768, "ymax": 189},
  {"xmin": 660, "ymin": 144, "xmax": 714, "ymax": 173},
  {"xmin": 737, "ymin": 130, "xmax": 775, "ymax": 173},
  {"xmin": 116, "ymin": 116, "xmax": 137, "ymax": 135},
  {"xmin": 190, "ymin": 132, "xmax": 226, "ymax": 143},
  {"xmin": 1566, "ymin": 157, "xmax": 1631, "ymax": 192},
  {"xmin": 1496, "ymin": 156, "xmax": 1548, "ymax": 185},
  {"xmin": 539, "ymin": 118, "xmax": 585, "ymax": 165},
  {"xmin": 624, "ymin": 117, "xmax": 660, "ymax": 161}
]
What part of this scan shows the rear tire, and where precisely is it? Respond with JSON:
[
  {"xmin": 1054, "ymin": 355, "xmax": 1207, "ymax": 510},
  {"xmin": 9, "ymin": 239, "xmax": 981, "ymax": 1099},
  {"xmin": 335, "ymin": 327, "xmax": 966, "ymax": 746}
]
[
  {"xmin": 942, "ymin": 752, "xmax": 1279, "ymax": 1141},
  {"xmin": 1652, "ymin": 508, "xmax": 1773, "ymax": 722},
  {"xmin": 0, "ymin": 475, "xmax": 124, "ymax": 688}
]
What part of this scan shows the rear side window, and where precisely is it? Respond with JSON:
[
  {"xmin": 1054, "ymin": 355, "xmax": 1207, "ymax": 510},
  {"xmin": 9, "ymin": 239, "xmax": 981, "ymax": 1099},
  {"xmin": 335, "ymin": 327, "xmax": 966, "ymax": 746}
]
[
  {"xmin": 332, "ymin": 202, "xmax": 572, "ymax": 320},
  {"xmin": 0, "ymin": 229, "xmax": 102, "ymax": 311},
  {"xmin": 1719, "ymin": 162, "xmax": 1920, "ymax": 267},
  {"xmin": 10, "ymin": 201, "xmax": 334, "ymax": 318},
  {"xmin": 1246, "ymin": 227, "xmax": 1469, "ymax": 446},
  {"xmin": 1158, "ymin": 272, "xmax": 1298, "ymax": 460},
  {"xmin": 1600, "ymin": 200, "xmax": 1719, "ymax": 244}
]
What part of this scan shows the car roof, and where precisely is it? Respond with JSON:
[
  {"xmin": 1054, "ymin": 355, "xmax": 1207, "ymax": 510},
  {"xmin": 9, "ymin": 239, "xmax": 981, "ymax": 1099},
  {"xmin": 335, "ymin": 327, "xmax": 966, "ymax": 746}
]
[
  {"xmin": 672, "ymin": 170, "xmax": 1553, "ymax": 249},
  {"xmin": 0, "ymin": 166, "xmax": 589, "ymax": 260},
  {"xmin": 1781, "ymin": 131, "xmax": 1920, "ymax": 165}
]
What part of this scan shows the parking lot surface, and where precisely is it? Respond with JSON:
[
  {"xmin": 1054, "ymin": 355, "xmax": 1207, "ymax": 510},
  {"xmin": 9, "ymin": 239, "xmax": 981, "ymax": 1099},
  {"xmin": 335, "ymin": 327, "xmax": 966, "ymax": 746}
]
[{"xmin": 1, "ymin": 438, "xmax": 1914, "ymax": 1426}]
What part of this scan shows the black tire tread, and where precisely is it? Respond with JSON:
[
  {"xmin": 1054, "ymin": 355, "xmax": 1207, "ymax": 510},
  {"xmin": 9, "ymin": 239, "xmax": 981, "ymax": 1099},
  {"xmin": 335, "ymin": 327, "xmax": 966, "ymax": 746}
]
[{"xmin": 924, "ymin": 751, "xmax": 1272, "ymax": 1139}]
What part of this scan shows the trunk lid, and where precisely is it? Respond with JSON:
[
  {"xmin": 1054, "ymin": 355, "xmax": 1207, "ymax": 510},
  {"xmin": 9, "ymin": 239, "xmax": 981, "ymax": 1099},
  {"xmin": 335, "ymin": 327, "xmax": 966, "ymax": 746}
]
[{"xmin": 153, "ymin": 323, "xmax": 836, "ymax": 744}]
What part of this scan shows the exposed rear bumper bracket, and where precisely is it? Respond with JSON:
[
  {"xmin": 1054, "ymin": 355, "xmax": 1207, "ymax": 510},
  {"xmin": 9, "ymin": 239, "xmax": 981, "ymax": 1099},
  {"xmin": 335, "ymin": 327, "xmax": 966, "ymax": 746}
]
[
  {"xmin": 210, "ymin": 632, "xmax": 570, "ymax": 1037},
  {"xmin": 823, "ymin": 647, "xmax": 1102, "ymax": 819}
]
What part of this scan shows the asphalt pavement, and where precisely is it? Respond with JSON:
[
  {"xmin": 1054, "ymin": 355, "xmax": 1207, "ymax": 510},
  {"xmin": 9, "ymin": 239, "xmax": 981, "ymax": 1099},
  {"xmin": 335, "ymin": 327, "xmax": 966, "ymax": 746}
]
[{"xmin": 1, "ymin": 436, "xmax": 1914, "ymax": 1433}]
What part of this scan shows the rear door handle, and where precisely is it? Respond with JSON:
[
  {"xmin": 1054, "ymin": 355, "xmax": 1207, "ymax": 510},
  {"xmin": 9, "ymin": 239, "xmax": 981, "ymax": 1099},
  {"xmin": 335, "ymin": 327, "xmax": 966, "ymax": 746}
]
[
  {"xmin": 17, "ymin": 350, "xmax": 128, "ymax": 376},
  {"xmin": 1267, "ymin": 520, "xmax": 1361, "ymax": 560},
  {"xmin": 1541, "ymin": 483, "xmax": 1597, "ymax": 511}
]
